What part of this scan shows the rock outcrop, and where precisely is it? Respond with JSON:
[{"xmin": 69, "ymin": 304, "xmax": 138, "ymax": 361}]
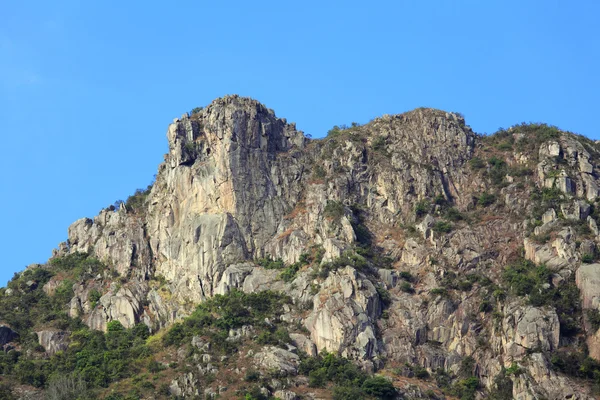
[{"xmin": 22, "ymin": 97, "xmax": 600, "ymax": 399}]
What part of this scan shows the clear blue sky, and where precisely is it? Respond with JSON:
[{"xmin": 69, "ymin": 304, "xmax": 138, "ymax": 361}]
[{"xmin": 1, "ymin": 1, "xmax": 599, "ymax": 285}]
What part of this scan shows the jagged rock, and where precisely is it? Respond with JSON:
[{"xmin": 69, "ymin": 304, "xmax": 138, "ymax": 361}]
[
  {"xmin": 524, "ymin": 227, "xmax": 577, "ymax": 270},
  {"xmin": 36, "ymin": 330, "xmax": 70, "ymax": 356},
  {"xmin": 416, "ymin": 214, "xmax": 435, "ymax": 240},
  {"xmin": 86, "ymin": 284, "xmax": 145, "ymax": 331},
  {"xmin": 27, "ymin": 98, "xmax": 600, "ymax": 398},
  {"xmin": 274, "ymin": 390, "xmax": 299, "ymax": 400},
  {"xmin": 501, "ymin": 303, "xmax": 560, "ymax": 358},
  {"xmin": 289, "ymin": 333, "xmax": 317, "ymax": 357},
  {"xmin": 561, "ymin": 200, "xmax": 591, "ymax": 221},
  {"xmin": 170, "ymin": 373, "xmax": 200, "ymax": 397},
  {"xmin": 513, "ymin": 352, "xmax": 596, "ymax": 400},
  {"xmin": 305, "ymin": 266, "xmax": 380, "ymax": 360},
  {"xmin": 227, "ymin": 325, "xmax": 254, "ymax": 342},
  {"xmin": 215, "ymin": 263, "xmax": 254, "ymax": 295},
  {"xmin": 377, "ymin": 269, "xmax": 399, "ymax": 289},
  {"xmin": 253, "ymin": 346, "xmax": 300, "ymax": 376},
  {"xmin": 542, "ymin": 208, "xmax": 557, "ymax": 224},
  {"xmin": 577, "ymin": 263, "xmax": 600, "ymax": 309}
]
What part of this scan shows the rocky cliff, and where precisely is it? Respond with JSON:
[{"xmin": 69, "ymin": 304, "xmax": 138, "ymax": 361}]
[{"xmin": 3, "ymin": 95, "xmax": 600, "ymax": 399}]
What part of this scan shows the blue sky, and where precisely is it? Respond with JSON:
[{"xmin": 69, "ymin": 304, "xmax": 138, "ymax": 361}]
[{"xmin": 1, "ymin": 1, "xmax": 599, "ymax": 285}]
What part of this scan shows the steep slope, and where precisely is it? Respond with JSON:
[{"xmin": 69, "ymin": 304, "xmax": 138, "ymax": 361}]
[{"xmin": 2, "ymin": 95, "xmax": 600, "ymax": 399}]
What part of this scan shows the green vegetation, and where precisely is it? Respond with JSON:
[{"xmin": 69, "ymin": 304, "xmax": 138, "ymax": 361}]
[
  {"xmin": 550, "ymin": 348, "xmax": 600, "ymax": 390},
  {"xmin": 588, "ymin": 309, "xmax": 600, "ymax": 332},
  {"xmin": 400, "ymin": 281, "xmax": 415, "ymax": 294},
  {"xmin": 327, "ymin": 125, "xmax": 343, "ymax": 137},
  {"xmin": 298, "ymin": 352, "xmax": 396, "ymax": 399},
  {"xmin": 469, "ymin": 157, "xmax": 485, "ymax": 170},
  {"xmin": 582, "ymin": 253, "xmax": 595, "ymax": 263},
  {"xmin": 162, "ymin": 290, "xmax": 291, "ymax": 350},
  {"xmin": 432, "ymin": 359, "xmax": 480, "ymax": 400},
  {"xmin": 444, "ymin": 208, "xmax": 464, "ymax": 222},
  {"xmin": 0, "ymin": 318, "xmax": 152, "ymax": 392},
  {"xmin": 403, "ymin": 363, "xmax": 430, "ymax": 379},
  {"xmin": 505, "ymin": 362, "xmax": 524, "ymax": 376},
  {"xmin": 432, "ymin": 221, "xmax": 452, "ymax": 234},
  {"xmin": 488, "ymin": 369, "xmax": 514, "ymax": 400},
  {"xmin": 487, "ymin": 156, "xmax": 507, "ymax": 186},
  {"xmin": 503, "ymin": 259, "xmax": 581, "ymax": 336},
  {"xmin": 256, "ymin": 256, "xmax": 285, "ymax": 270},
  {"xmin": 376, "ymin": 286, "xmax": 392, "ymax": 308},
  {"xmin": 324, "ymin": 200, "xmax": 345, "ymax": 221},
  {"xmin": 429, "ymin": 288, "xmax": 448, "ymax": 297},
  {"xmin": 476, "ymin": 192, "xmax": 496, "ymax": 207},
  {"xmin": 0, "ymin": 253, "xmax": 105, "ymax": 338},
  {"xmin": 124, "ymin": 185, "xmax": 152, "ymax": 214},
  {"xmin": 50, "ymin": 252, "xmax": 108, "ymax": 282},
  {"xmin": 88, "ymin": 289, "xmax": 102, "ymax": 309},
  {"xmin": 415, "ymin": 200, "xmax": 431, "ymax": 218},
  {"xmin": 315, "ymin": 249, "xmax": 370, "ymax": 278},
  {"xmin": 256, "ymin": 253, "xmax": 311, "ymax": 282},
  {"xmin": 399, "ymin": 271, "xmax": 414, "ymax": 282},
  {"xmin": 313, "ymin": 164, "xmax": 327, "ymax": 179},
  {"xmin": 484, "ymin": 123, "xmax": 561, "ymax": 155},
  {"xmin": 190, "ymin": 106, "xmax": 203, "ymax": 115},
  {"xmin": 435, "ymin": 272, "xmax": 487, "ymax": 294},
  {"xmin": 371, "ymin": 136, "xmax": 386, "ymax": 152}
]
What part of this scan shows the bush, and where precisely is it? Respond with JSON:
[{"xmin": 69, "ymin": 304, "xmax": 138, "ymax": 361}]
[
  {"xmin": 469, "ymin": 157, "xmax": 485, "ymax": 170},
  {"xmin": 107, "ymin": 320, "xmax": 125, "ymax": 332},
  {"xmin": 489, "ymin": 370, "xmax": 513, "ymax": 400},
  {"xmin": 399, "ymin": 271, "xmax": 414, "ymax": 282},
  {"xmin": 505, "ymin": 362, "xmax": 523, "ymax": 376},
  {"xmin": 477, "ymin": 192, "xmax": 496, "ymax": 207},
  {"xmin": 415, "ymin": 200, "xmax": 430, "ymax": 218},
  {"xmin": 430, "ymin": 288, "xmax": 448, "ymax": 297},
  {"xmin": 333, "ymin": 385, "xmax": 366, "ymax": 400},
  {"xmin": 256, "ymin": 256, "xmax": 285, "ymax": 270},
  {"xmin": 376, "ymin": 286, "xmax": 392, "ymax": 307},
  {"xmin": 125, "ymin": 186, "xmax": 152, "ymax": 214},
  {"xmin": 324, "ymin": 200, "xmax": 345, "ymax": 221},
  {"xmin": 433, "ymin": 221, "xmax": 452, "ymax": 234},
  {"xmin": 245, "ymin": 369, "xmax": 260, "ymax": 382},
  {"xmin": 444, "ymin": 208, "xmax": 464, "ymax": 222},
  {"xmin": 88, "ymin": 289, "xmax": 102, "ymax": 308},
  {"xmin": 300, "ymin": 352, "xmax": 371, "ymax": 391},
  {"xmin": 361, "ymin": 376, "xmax": 396, "ymax": 399},
  {"xmin": 400, "ymin": 282, "xmax": 414, "ymax": 294},
  {"xmin": 582, "ymin": 253, "xmax": 595, "ymax": 263},
  {"xmin": 504, "ymin": 259, "xmax": 582, "ymax": 336},
  {"xmin": 313, "ymin": 165, "xmax": 327, "ymax": 179},
  {"xmin": 162, "ymin": 290, "xmax": 291, "ymax": 348},
  {"xmin": 588, "ymin": 309, "xmax": 600, "ymax": 332},
  {"xmin": 372, "ymin": 136, "xmax": 386, "ymax": 151},
  {"xmin": 327, "ymin": 125, "xmax": 343, "ymax": 137}
]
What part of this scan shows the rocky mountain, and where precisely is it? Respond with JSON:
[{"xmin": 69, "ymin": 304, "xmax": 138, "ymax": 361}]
[{"xmin": 2, "ymin": 95, "xmax": 600, "ymax": 399}]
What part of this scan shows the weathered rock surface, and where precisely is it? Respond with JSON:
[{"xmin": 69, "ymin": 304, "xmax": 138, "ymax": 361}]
[
  {"xmin": 305, "ymin": 266, "xmax": 381, "ymax": 362},
  {"xmin": 500, "ymin": 303, "xmax": 560, "ymax": 358},
  {"xmin": 253, "ymin": 346, "xmax": 300, "ymax": 376},
  {"xmin": 32, "ymin": 97, "xmax": 600, "ymax": 398},
  {"xmin": 36, "ymin": 330, "xmax": 70, "ymax": 356},
  {"xmin": 577, "ymin": 263, "xmax": 600, "ymax": 310}
]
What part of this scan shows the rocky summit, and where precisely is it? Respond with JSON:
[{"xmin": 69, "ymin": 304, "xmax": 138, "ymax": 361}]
[{"xmin": 3, "ymin": 95, "xmax": 600, "ymax": 399}]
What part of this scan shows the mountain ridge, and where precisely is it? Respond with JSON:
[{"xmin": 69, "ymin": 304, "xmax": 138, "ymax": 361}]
[{"xmin": 2, "ymin": 95, "xmax": 600, "ymax": 399}]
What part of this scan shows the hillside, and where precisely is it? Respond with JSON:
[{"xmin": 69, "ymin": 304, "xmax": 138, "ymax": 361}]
[{"xmin": 1, "ymin": 95, "xmax": 600, "ymax": 399}]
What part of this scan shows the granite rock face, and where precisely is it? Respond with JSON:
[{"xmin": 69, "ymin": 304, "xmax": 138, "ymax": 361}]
[
  {"xmin": 40, "ymin": 97, "xmax": 600, "ymax": 398},
  {"xmin": 36, "ymin": 330, "xmax": 70, "ymax": 356}
]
